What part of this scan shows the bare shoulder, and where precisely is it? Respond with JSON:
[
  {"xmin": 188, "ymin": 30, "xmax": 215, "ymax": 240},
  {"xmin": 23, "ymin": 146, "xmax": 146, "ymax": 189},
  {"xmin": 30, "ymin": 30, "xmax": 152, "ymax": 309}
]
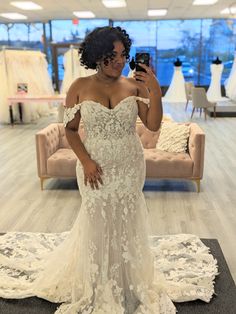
[
  {"xmin": 125, "ymin": 76, "xmax": 149, "ymax": 98},
  {"xmin": 69, "ymin": 76, "xmax": 93, "ymax": 90},
  {"xmin": 65, "ymin": 75, "xmax": 94, "ymax": 107}
]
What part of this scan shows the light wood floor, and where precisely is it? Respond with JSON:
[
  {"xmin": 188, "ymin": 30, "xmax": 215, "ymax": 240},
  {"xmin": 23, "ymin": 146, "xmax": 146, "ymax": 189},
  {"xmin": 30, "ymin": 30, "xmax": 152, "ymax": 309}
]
[{"xmin": 0, "ymin": 101, "xmax": 236, "ymax": 283}]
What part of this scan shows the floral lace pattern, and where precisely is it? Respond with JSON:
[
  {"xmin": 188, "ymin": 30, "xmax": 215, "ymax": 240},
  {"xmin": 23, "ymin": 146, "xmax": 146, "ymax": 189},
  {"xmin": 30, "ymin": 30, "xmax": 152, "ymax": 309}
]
[{"xmin": 0, "ymin": 96, "xmax": 217, "ymax": 314}]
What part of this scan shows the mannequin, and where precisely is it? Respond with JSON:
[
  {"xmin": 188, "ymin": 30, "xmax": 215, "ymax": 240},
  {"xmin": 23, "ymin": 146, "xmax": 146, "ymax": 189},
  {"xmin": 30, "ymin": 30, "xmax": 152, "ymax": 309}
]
[
  {"xmin": 174, "ymin": 57, "xmax": 182, "ymax": 67},
  {"xmin": 207, "ymin": 56, "xmax": 224, "ymax": 102},
  {"xmin": 163, "ymin": 57, "xmax": 186, "ymax": 102},
  {"xmin": 224, "ymin": 51, "xmax": 236, "ymax": 101},
  {"xmin": 212, "ymin": 56, "xmax": 222, "ymax": 65}
]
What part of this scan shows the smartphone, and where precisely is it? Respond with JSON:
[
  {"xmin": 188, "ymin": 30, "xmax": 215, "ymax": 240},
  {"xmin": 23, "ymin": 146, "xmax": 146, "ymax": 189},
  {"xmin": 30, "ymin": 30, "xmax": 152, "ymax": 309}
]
[{"xmin": 135, "ymin": 53, "xmax": 150, "ymax": 72}]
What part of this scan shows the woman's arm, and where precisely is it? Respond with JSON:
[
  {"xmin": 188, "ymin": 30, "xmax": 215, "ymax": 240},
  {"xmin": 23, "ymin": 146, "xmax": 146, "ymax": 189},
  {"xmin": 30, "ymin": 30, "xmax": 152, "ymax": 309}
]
[
  {"xmin": 64, "ymin": 79, "xmax": 91, "ymax": 165},
  {"xmin": 64, "ymin": 79, "xmax": 103, "ymax": 190},
  {"xmin": 134, "ymin": 64, "xmax": 163, "ymax": 132}
]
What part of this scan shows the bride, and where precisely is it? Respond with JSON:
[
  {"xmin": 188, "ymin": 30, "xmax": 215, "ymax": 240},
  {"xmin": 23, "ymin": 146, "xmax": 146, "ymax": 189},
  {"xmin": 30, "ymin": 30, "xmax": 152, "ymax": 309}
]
[{"xmin": 0, "ymin": 26, "xmax": 217, "ymax": 314}]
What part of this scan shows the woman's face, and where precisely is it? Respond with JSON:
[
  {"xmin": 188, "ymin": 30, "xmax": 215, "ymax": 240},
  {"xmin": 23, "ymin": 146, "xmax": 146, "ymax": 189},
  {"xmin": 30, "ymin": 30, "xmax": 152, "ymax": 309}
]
[{"xmin": 99, "ymin": 41, "xmax": 126, "ymax": 78}]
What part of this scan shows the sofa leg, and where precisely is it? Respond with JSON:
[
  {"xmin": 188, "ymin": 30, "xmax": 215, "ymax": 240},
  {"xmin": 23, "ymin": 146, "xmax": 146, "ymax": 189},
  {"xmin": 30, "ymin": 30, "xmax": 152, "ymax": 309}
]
[
  {"xmin": 194, "ymin": 179, "xmax": 200, "ymax": 193},
  {"xmin": 40, "ymin": 177, "xmax": 47, "ymax": 190}
]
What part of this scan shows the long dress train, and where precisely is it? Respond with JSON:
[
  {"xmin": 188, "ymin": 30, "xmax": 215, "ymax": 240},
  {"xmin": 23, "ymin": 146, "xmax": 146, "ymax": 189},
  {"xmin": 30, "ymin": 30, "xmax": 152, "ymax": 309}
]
[{"xmin": 0, "ymin": 95, "xmax": 218, "ymax": 313}]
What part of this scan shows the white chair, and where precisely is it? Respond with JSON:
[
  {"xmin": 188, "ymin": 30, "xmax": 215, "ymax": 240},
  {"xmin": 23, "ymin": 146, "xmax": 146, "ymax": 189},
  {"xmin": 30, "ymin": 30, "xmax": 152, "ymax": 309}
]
[
  {"xmin": 191, "ymin": 87, "xmax": 216, "ymax": 120},
  {"xmin": 184, "ymin": 81, "xmax": 194, "ymax": 111}
]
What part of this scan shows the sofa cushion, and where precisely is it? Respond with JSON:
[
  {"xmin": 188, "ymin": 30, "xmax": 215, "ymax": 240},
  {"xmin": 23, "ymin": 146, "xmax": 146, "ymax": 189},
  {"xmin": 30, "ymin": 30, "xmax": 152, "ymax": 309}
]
[
  {"xmin": 144, "ymin": 149, "xmax": 193, "ymax": 178},
  {"xmin": 156, "ymin": 122, "xmax": 190, "ymax": 153},
  {"xmin": 47, "ymin": 149, "xmax": 77, "ymax": 177}
]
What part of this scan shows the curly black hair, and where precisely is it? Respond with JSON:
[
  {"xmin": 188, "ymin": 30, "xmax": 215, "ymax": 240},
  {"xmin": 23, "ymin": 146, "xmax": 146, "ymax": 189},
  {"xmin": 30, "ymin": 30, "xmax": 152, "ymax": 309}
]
[{"xmin": 79, "ymin": 26, "xmax": 132, "ymax": 69}]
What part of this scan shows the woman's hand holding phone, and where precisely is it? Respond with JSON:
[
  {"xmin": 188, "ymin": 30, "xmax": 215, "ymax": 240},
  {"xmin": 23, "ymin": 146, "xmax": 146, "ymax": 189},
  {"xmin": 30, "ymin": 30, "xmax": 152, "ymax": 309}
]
[{"xmin": 134, "ymin": 63, "xmax": 161, "ymax": 94}]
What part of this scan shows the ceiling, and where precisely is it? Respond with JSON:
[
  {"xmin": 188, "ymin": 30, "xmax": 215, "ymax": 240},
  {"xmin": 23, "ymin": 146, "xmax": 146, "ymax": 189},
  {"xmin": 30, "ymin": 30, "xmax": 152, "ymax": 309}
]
[{"xmin": 0, "ymin": 0, "xmax": 236, "ymax": 23}]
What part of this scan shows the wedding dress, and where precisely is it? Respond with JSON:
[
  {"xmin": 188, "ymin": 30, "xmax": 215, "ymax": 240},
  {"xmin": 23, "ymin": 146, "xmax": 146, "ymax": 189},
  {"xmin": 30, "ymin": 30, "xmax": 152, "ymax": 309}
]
[
  {"xmin": 0, "ymin": 50, "xmax": 53, "ymax": 124},
  {"xmin": 163, "ymin": 67, "xmax": 186, "ymax": 103},
  {"xmin": 0, "ymin": 95, "xmax": 218, "ymax": 313},
  {"xmin": 225, "ymin": 52, "xmax": 236, "ymax": 101},
  {"xmin": 207, "ymin": 64, "xmax": 224, "ymax": 102}
]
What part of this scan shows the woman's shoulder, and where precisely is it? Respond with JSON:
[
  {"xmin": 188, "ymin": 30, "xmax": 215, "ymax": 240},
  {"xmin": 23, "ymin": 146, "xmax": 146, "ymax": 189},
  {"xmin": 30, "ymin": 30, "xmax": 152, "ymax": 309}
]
[
  {"xmin": 72, "ymin": 75, "xmax": 95, "ymax": 87},
  {"xmin": 67, "ymin": 75, "xmax": 95, "ymax": 97},
  {"xmin": 124, "ymin": 76, "xmax": 148, "ymax": 96},
  {"xmin": 66, "ymin": 75, "xmax": 95, "ymax": 107},
  {"xmin": 124, "ymin": 76, "xmax": 142, "ymax": 87}
]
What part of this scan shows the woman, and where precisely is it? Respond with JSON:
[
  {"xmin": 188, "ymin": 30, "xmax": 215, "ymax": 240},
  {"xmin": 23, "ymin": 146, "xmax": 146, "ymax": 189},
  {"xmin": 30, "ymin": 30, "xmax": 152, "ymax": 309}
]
[
  {"xmin": 0, "ymin": 26, "xmax": 217, "ymax": 314},
  {"xmin": 62, "ymin": 26, "xmax": 174, "ymax": 313}
]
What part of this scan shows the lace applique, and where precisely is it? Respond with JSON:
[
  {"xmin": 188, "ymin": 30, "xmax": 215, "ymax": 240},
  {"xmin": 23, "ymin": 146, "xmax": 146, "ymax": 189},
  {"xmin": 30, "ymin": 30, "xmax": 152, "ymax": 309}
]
[
  {"xmin": 136, "ymin": 96, "xmax": 150, "ymax": 107},
  {"xmin": 63, "ymin": 103, "xmax": 81, "ymax": 127}
]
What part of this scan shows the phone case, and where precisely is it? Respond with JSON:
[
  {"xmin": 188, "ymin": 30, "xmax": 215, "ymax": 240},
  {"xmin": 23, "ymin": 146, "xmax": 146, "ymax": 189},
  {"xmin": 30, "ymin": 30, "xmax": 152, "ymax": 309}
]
[{"xmin": 135, "ymin": 53, "xmax": 150, "ymax": 72}]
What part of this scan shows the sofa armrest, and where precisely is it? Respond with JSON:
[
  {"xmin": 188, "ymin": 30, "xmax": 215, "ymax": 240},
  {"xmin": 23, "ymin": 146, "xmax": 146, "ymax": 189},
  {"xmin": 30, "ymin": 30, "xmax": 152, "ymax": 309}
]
[
  {"xmin": 35, "ymin": 123, "xmax": 60, "ymax": 177},
  {"xmin": 188, "ymin": 123, "xmax": 205, "ymax": 178}
]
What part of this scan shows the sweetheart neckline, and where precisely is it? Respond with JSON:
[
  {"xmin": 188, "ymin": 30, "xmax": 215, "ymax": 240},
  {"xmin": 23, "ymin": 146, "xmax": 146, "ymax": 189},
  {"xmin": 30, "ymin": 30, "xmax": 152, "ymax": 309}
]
[
  {"xmin": 78, "ymin": 95, "xmax": 144, "ymax": 111},
  {"xmin": 78, "ymin": 95, "xmax": 136, "ymax": 111}
]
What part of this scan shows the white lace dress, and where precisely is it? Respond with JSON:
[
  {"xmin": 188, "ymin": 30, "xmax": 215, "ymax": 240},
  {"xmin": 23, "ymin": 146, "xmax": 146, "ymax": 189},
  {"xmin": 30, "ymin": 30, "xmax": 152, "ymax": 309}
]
[{"xmin": 0, "ymin": 96, "xmax": 218, "ymax": 313}]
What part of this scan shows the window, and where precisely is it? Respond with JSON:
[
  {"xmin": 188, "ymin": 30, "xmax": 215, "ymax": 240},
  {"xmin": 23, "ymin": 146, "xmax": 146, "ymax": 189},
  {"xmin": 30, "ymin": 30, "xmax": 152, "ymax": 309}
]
[
  {"xmin": 0, "ymin": 23, "xmax": 44, "ymax": 50},
  {"xmin": 157, "ymin": 19, "xmax": 201, "ymax": 85},
  {"xmin": 201, "ymin": 19, "xmax": 236, "ymax": 84},
  {"xmin": 114, "ymin": 19, "xmax": 236, "ymax": 85},
  {"xmin": 114, "ymin": 21, "xmax": 157, "ymax": 77},
  {"xmin": 1, "ymin": 18, "xmax": 234, "ymax": 87},
  {"xmin": 0, "ymin": 24, "xmax": 8, "ymax": 42},
  {"xmin": 51, "ymin": 19, "xmax": 109, "ymax": 43}
]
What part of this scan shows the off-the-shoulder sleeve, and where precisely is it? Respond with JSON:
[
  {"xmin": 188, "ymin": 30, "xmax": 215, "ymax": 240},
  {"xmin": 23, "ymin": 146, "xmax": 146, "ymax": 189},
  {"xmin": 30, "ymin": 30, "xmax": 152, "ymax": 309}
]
[
  {"xmin": 135, "ymin": 96, "xmax": 150, "ymax": 107},
  {"xmin": 63, "ymin": 103, "xmax": 81, "ymax": 127}
]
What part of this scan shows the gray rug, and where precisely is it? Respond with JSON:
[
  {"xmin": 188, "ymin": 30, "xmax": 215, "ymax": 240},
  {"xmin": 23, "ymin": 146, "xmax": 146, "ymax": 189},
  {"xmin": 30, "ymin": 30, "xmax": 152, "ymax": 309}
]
[{"xmin": 0, "ymin": 239, "xmax": 236, "ymax": 313}]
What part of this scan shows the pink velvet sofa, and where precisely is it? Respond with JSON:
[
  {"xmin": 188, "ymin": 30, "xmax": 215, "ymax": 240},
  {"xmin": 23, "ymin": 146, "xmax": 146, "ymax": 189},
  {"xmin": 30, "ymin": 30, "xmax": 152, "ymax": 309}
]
[{"xmin": 36, "ymin": 122, "xmax": 205, "ymax": 192}]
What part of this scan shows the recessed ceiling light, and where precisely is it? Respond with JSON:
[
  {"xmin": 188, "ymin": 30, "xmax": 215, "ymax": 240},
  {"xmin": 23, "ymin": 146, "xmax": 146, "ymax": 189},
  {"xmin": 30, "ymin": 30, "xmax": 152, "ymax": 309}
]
[
  {"xmin": 102, "ymin": 0, "xmax": 126, "ymax": 8},
  {"xmin": 73, "ymin": 11, "xmax": 95, "ymax": 18},
  {"xmin": 193, "ymin": 0, "xmax": 218, "ymax": 5},
  {"xmin": 221, "ymin": 7, "xmax": 236, "ymax": 14},
  {"xmin": 148, "ymin": 9, "xmax": 167, "ymax": 16},
  {"xmin": 10, "ymin": 1, "xmax": 42, "ymax": 10},
  {"xmin": 0, "ymin": 12, "xmax": 27, "ymax": 19}
]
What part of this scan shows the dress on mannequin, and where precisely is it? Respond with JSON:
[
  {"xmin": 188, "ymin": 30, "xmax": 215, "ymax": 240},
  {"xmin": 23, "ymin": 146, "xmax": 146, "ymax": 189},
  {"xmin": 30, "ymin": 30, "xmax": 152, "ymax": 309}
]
[
  {"xmin": 0, "ymin": 96, "xmax": 218, "ymax": 314},
  {"xmin": 61, "ymin": 50, "xmax": 96, "ymax": 94},
  {"xmin": 0, "ymin": 50, "xmax": 53, "ymax": 124},
  {"xmin": 58, "ymin": 50, "xmax": 96, "ymax": 122},
  {"xmin": 207, "ymin": 58, "xmax": 224, "ymax": 102},
  {"xmin": 163, "ymin": 61, "xmax": 187, "ymax": 103},
  {"xmin": 224, "ymin": 51, "xmax": 236, "ymax": 101}
]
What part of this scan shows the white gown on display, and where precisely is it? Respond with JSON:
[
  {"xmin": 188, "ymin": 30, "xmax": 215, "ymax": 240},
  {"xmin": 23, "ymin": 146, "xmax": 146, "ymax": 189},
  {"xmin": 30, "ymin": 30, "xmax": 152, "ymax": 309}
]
[
  {"xmin": 60, "ymin": 49, "xmax": 96, "ymax": 94},
  {"xmin": 0, "ymin": 50, "xmax": 54, "ymax": 124},
  {"xmin": 0, "ymin": 96, "xmax": 218, "ymax": 313},
  {"xmin": 58, "ymin": 49, "xmax": 96, "ymax": 122},
  {"xmin": 224, "ymin": 52, "xmax": 236, "ymax": 101},
  {"xmin": 163, "ymin": 66, "xmax": 186, "ymax": 103},
  {"xmin": 207, "ymin": 64, "xmax": 224, "ymax": 102}
]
